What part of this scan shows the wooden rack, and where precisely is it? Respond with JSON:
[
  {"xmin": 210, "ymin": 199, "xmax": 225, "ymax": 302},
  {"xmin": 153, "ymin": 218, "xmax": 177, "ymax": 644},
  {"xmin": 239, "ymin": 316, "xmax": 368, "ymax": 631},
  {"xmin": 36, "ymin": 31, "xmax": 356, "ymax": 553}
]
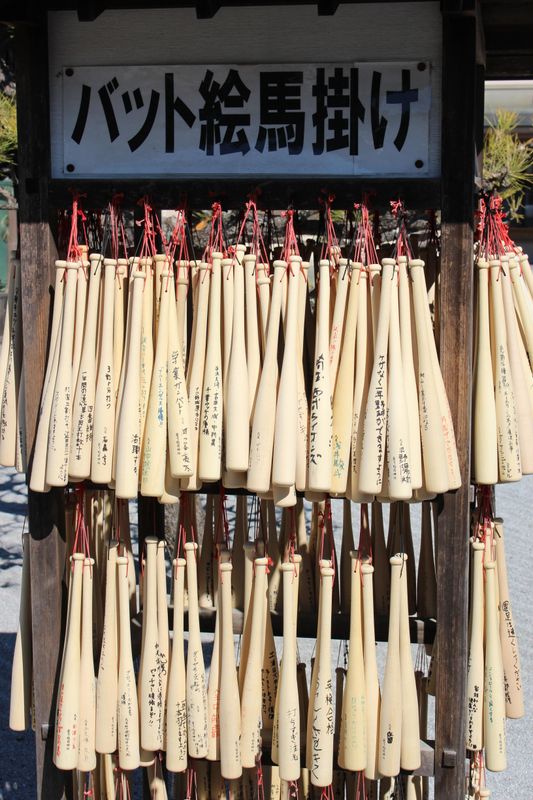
[{"xmin": 8, "ymin": 2, "xmax": 497, "ymax": 797}]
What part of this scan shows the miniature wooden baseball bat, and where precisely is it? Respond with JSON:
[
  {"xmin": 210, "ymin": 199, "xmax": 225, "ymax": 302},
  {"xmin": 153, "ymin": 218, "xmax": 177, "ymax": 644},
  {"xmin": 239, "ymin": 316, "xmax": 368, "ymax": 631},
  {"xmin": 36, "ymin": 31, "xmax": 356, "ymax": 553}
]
[
  {"xmin": 116, "ymin": 555, "xmax": 140, "ymax": 770},
  {"xmin": 378, "ymin": 554, "xmax": 403, "ymax": 777},
  {"xmin": 156, "ymin": 540, "xmax": 169, "ymax": 749},
  {"xmin": 387, "ymin": 263, "xmax": 413, "ymax": 499},
  {"xmin": 95, "ymin": 540, "xmax": 118, "ymax": 754},
  {"xmin": 46, "ymin": 262, "xmax": 80, "ymax": 487},
  {"xmin": 509, "ymin": 257, "xmax": 533, "ymax": 362},
  {"xmin": 9, "ymin": 532, "xmax": 32, "ymax": 731},
  {"xmin": 472, "ymin": 259, "xmax": 498, "ymax": 484},
  {"xmin": 244, "ymin": 252, "xmax": 261, "ymax": 418},
  {"xmin": 166, "ymin": 557, "xmax": 187, "ymax": 772},
  {"xmin": 112, "ymin": 258, "xmax": 127, "ymax": 395},
  {"xmin": 198, "ymin": 253, "xmax": 223, "ymax": 482},
  {"xmin": 278, "ymin": 562, "xmax": 300, "ymax": 782},
  {"xmin": 139, "ymin": 537, "xmax": 163, "ymax": 751},
  {"xmin": 115, "ymin": 268, "xmax": 146, "ymax": 498},
  {"xmin": 54, "ymin": 552, "xmax": 84, "ymax": 770},
  {"xmin": 218, "ymin": 561, "xmax": 242, "ymax": 779},
  {"xmin": 308, "ymin": 259, "xmax": 333, "ymax": 493},
  {"xmin": 142, "ymin": 267, "xmax": 171, "ymax": 496},
  {"xmin": 226, "ymin": 247, "xmax": 250, "ymax": 473},
  {"xmin": 398, "ymin": 255, "xmax": 422, "ymax": 489},
  {"xmin": 241, "ymin": 556, "xmax": 269, "ymax": 768},
  {"xmin": 206, "ymin": 572, "xmax": 221, "ymax": 761},
  {"xmin": 296, "ymin": 260, "xmax": 309, "ymax": 493},
  {"xmin": 167, "ymin": 270, "xmax": 192, "ymax": 478},
  {"xmin": 69, "ymin": 254, "xmax": 102, "ymax": 479},
  {"xmin": 139, "ymin": 257, "xmax": 154, "ymax": 456},
  {"xmin": 331, "ymin": 263, "xmax": 360, "ymax": 496},
  {"xmin": 175, "ymin": 260, "xmax": 189, "ymax": 368},
  {"xmin": 272, "ymin": 256, "xmax": 301, "ymax": 489},
  {"xmin": 309, "ymin": 563, "xmax": 335, "ymax": 787},
  {"xmin": 399, "ymin": 556, "xmax": 420, "ymax": 771},
  {"xmin": 361, "ymin": 561, "xmax": 381, "ymax": 781},
  {"xmin": 78, "ymin": 557, "xmax": 97, "ymax": 771},
  {"xmin": 483, "ymin": 560, "xmax": 507, "ymax": 771},
  {"xmin": 349, "ymin": 269, "xmax": 374, "ymax": 503},
  {"xmin": 182, "ymin": 261, "xmax": 210, "ymax": 490},
  {"xmin": 329, "ymin": 257, "xmax": 350, "ymax": 393},
  {"xmin": 489, "ymin": 259, "xmax": 522, "ymax": 482},
  {"xmin": 500, "ymin": 261, "xmax": 533, "ymax": 474},
  {"xmin": 494, "ymin": 518, "xmax": 524, "ymax": 719},
  {"xmin": 338, "ymin": 552, "xmax": 367, "ymax": 772},
  {"xmin": 91, "ymin": 258, "xmax": 116, "ymax": 484},
  {"xmin": 408, "ymin": 259, "xmax": 451, "ymax": 493},
  {"xmin": 184, "ymin": 541, "xmax": 208, "ymax": 758}
]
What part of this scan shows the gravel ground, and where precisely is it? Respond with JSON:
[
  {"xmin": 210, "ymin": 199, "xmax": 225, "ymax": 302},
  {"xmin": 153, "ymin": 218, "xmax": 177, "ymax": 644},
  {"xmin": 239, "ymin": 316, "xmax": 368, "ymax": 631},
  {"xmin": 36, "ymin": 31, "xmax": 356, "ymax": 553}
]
[{"xmin": 0, "ymin": 467, "xmax": 531, "ymax": 798}]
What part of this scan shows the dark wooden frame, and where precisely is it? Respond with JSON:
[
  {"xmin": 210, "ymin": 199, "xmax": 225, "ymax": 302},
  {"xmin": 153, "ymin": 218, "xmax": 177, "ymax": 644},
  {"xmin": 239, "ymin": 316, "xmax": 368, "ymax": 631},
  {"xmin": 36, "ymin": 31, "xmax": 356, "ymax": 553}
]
[{"xmin": 12, "ymin": 3, "xmax": 482, "ymax": 798}]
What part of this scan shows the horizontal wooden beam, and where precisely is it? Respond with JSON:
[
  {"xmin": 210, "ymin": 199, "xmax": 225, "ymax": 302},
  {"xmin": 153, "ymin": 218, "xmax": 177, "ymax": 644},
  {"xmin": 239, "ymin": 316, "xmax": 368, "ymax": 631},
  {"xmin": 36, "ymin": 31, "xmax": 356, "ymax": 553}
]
[{"xmin": 48, "ymin": 177, "xmax": 441, "ymax": 212}]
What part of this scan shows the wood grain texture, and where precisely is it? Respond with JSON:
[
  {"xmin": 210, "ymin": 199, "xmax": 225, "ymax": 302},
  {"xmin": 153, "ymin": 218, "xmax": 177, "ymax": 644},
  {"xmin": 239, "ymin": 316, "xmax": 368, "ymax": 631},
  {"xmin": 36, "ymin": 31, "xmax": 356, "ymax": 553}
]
[{"xmin": 434, "ymin": 11, "xmax": 477, "ymax": 798}]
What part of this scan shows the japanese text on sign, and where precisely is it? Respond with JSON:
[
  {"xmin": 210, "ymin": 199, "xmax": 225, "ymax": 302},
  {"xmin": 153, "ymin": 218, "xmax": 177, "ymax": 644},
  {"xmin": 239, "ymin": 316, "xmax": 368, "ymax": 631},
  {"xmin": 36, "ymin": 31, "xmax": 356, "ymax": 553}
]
[{"xmin": 61, "ymin": 63, "xmax": 431, "ymax": 177}]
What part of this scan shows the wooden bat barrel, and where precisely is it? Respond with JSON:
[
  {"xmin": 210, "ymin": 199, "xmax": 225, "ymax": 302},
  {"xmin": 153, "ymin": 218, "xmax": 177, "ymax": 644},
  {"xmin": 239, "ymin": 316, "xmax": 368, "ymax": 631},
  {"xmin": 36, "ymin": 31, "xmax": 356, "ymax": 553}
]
[
  {"xmin": 359, "ymin": 258, "xmax": 394, "ymax": 495},
  {"xmin": 9, "ymin": 532, "xmax": 32, "ymax": 731},
  {"xmin": 338, "ymin": 552, "xmax": 367, "ymax": 772},
  {"xmin": 466, "ymin": 539, "xmax": 485, "ymax": 751},
  {"xmin": 69, "ymin": 253, "xmax": 102, "ymax": 479},
  {"xmin": 91, "ymin": 258, "xmax": 116, "ymax": 484},
  {"xmin": 139, "ymin": 257, "xmax": 154, "ymax": 459},
  {"xmin": 115, "ymin": 269, "xmax": 146, "ymax": 498},
  {"xmin": 46, "ymin": 262, "xmax": 80, "ymax": 487},
  {"xmin": 96, "ymin": 540, "xmax": 119, "ymax": 753},
  {"xmin": 156, "ymin": 540, "xmax": 169, "ymax": 749},
  {"xmin": 361, "ymin": 561, "xmax": 381, "ymax": 781},
  {"xmin": 226, "ymin": 247, "xmax": 250, "ymax": 472},
  {"xmin": 116, "ymin": 555, "xmax": 140, "ymax": 770},
  {"xmin": 472, "ymin": 259, "xmax": 498, "ymax": 484},
  {"xmin": 494, "ymin": 518, "xmax": 524, "ymax": 719},
  {"xmin": 54, "ymin": 552, "xmax": 84, "ymax": 769},
  {"xmin": 331, "ymin": 262, "xmax": 360, "ymax": 496},
  {"xmin": 244, "ymin": 253, "xmax": 261, "ymax": 418},
  {"xmin": 378, "ymin": 554, "xmax": 403, "ymax": 777},
  {"xmin": 221, "ymin": 255, "xmax": 234, "ymax": 386},
  {"xmin": 408, "ymin": 259, "xmax": 451, "ymax": 493},
  {"xmin": 308, "ymin": 259, "xmax": 333, "ymax": 493},
  {"xmin": 483, "ymin": 560, "xmax": 507, "ymax": 771},
  {"xmin": 206, "ymin": 568, "xmax": 221, "ymax": 761},
  {"xmin": 241, "ymin": 556, "xmax": 269, "ymax": 768},
  {"xmin": 278, "ymin": 562, "xmax": 300, "ymax": 782},
  {"xmin": 78, "ymin": 557, "xmax": 97, "ymax": 772},
  {"xmin": 489, "ymin": 259, "xmax": 522, "ymax": 482},
  {"xmin": 296, "ymin": 260, "xmax": 310, "ymax": 493},
  {"xmin": 199, "ymin": 252, "xmax": 223, "ymax": 482},
  {"xmin": 218, "ymin": 561, "xmax": 242, "ymax": 779},
  {"xmin": 349, "ymin": 268, "xmax": 374, "ymax": 503},
  {"xmin": 387, "ymin": 263, "xmax": 413, "ymax": 499},
  {"xmin": 184, "ymin": 541, "xmax": 208, "ymax": 758},
  {"xmin": 166, "ymin": 557, "xmax": 187, "ymax": 772},
  {"xmin": 139, "ymin": 537, "xmax": 163, "ymax": 751},
  {"xmin": 112, "ymin": 257, "xmax": 136, "ymax": 483},
  {"xmin": 399, "ymin": 555, "xmax": 420, "ymax": 770},
  {"xmin": 273, "ymin": 256, "xmax": 301, "ymax": 489},
  {"xmin": 182, "ymin": 261, "xmax": 210, "ymax": 490},
  {"xmin": 309, "ymin": 563, "xmax": 335, "ymax": 788},
  {"xmin": 518, "ymin": 253, "xmax": 533, "ymax": 300},
  {"xmin": 142, "ymin": 267, "xmax": 171, "ymax": 496},
  {"xmin": 398, "ymin": 255, "xmax": 422, "ymax": 489},
  {"xmin": 167, "ymin": 270, "xmax": 192, "ymax": 478},
  {"xmin": 500, "ymin": 259, "xmax": 533, "ymax": 474}
]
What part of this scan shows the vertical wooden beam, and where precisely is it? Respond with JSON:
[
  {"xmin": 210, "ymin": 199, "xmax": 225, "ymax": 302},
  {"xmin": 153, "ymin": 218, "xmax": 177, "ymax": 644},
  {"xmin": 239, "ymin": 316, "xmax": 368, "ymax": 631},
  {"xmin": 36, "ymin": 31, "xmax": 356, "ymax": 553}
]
[
  {"xmin": 15, "ymin": 19, "xmax": 70, "ymax": 800},
  {"xmin": 435, "ymin": 11, "xmax": 477, "ymax": 799}
]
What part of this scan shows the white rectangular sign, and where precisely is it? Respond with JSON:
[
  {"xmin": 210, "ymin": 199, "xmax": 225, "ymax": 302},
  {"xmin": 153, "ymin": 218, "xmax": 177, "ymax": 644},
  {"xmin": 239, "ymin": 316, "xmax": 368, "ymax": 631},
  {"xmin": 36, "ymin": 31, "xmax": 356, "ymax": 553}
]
[{"xmin": 61, "ymin": 62, "xmax": 431, "ymax": 178}]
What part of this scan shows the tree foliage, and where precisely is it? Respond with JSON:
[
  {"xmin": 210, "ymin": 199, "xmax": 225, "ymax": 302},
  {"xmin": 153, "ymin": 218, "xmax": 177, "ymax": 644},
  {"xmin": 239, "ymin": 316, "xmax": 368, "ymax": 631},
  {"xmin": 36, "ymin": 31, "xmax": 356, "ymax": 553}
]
[{"xmin": 483, "ymin": 110, "xmax": 533, "ymax": 222}]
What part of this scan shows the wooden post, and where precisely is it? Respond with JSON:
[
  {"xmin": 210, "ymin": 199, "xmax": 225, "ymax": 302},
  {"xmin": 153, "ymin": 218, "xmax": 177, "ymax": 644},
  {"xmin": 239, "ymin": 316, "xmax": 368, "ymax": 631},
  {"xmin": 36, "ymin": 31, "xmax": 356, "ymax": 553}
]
[
  {"xmin": 15, "ymin": 19, "xmax": 70, "ymax": 800},
  {"xmin": 435, "ymin": 10, "xmax": 477, "ymax": 799}
]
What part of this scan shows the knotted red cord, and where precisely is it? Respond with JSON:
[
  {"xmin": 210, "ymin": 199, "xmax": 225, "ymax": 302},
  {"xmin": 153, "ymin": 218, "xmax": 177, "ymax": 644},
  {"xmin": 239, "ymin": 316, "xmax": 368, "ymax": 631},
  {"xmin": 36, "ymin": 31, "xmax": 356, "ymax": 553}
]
[
  {"xmin": 353, "ymin": 201, "xmax": 379, "ymax": 272},
  {"xmin": 320, "ymin": 194, "xmax": 341, "ymax": 267},
  {"xmin": 391, "ymin": 198, "xmax": 412, "ymax": 261}
]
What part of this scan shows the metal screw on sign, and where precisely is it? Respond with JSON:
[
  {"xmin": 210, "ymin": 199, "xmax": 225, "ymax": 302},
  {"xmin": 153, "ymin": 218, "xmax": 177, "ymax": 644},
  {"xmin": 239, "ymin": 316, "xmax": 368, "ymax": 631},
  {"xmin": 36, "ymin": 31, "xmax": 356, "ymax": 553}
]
[
  {"xmin": 415, "ymin": 160, "xmax": 424, "ymax": 169},
  {"xmin": 65, "ymin": 68, "xmax": 74, "ymax": 77},
  {"xmin": 417, "ymin": 62, "xmax": 427, "ymax": 71},
  {"xmin": 66, "ymin": 163, "xmax": 75, "ymax": 173}
]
